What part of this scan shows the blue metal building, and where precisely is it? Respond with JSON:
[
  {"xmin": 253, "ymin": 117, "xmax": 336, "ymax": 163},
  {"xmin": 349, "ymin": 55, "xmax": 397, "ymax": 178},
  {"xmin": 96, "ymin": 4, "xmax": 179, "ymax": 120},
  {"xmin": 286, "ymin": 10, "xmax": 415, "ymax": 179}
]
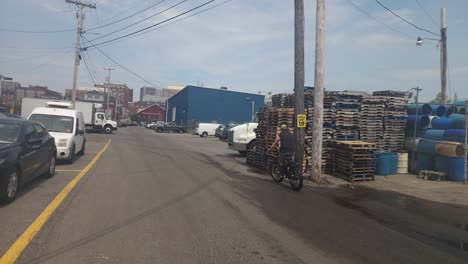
[{"xmin": 167, "ymin": 86, "xmax": 265, "ymax": 126}]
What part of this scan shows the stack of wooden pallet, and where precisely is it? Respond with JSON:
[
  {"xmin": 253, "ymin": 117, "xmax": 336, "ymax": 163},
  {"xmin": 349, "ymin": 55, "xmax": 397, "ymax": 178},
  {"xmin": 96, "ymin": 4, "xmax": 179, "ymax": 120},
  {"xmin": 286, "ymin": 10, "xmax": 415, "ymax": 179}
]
[
  {"xmin": 360, "ymin": 96, "xmax": 385, "ymax": 149},
  {"xmin": 333, "ymin": 141, "xmax": 377, "ymax": 182},
  {"xmin": 373, "ymin": 91, "xmax": 410, "ymax": 151},
  {"xmin": 330, "ymin": 91, "xmax": 362, "ymax": 141},
  {"xmin": 271, "ymin": 94, "xmax": 294, "ymax": 108}
]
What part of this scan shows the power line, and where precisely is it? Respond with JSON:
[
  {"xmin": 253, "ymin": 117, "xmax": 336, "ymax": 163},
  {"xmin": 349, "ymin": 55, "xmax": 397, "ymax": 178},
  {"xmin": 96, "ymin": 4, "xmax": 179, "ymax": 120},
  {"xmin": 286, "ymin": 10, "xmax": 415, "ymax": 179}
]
[
  {"xmin": 414, "ymin": 0, "xmax": 438, "ymax": 27},
  {"xmin": 84, "ymin": 49, "xmax": 102, "ymax": 82},
  {"xmin": 88, "ymin": 0, "xmax": 191, "ymax": 42},
  {"xmin": 345, "ymin": 0, "xmax": 413, "ymax": 38},
  {"xmin": 81, "ymin": 50, "xmax": 97, "ymax": 84},
  {"xmin": 84, "ymin": 0, "xmax": 217, "ymax": 49},
  {"xmin": 98, "ymin": 0, "xmax": 234, "ymax": 48},
  {"xmin": 82, "ymin": 35, "xmax": 162, "ymax": 88},
  {"xmin": 86, "ymin": 0, "xmax": 168, "ymax": 31},
  {"xmin": 375, "ymin": 0, "xmax": 440, "ymax": 37},
  {"xmin": 99, "ymin": 0, "xmax": 153, "ymax": 22}
]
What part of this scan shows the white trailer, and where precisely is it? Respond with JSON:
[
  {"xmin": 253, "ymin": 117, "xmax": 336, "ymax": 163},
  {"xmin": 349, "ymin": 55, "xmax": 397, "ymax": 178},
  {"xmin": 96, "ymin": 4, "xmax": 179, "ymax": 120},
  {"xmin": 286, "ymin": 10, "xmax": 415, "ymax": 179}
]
[{"xmin": 21, "ymin": 98, "xmax": 118, "ymax": 133}]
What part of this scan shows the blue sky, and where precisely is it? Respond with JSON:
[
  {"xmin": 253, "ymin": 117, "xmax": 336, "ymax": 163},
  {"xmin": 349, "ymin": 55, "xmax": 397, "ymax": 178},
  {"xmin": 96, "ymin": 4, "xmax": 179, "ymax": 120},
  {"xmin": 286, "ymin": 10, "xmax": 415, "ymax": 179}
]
[{"xmin": 0, "ymin": 0, "xmax": 467, "ymax": 102}]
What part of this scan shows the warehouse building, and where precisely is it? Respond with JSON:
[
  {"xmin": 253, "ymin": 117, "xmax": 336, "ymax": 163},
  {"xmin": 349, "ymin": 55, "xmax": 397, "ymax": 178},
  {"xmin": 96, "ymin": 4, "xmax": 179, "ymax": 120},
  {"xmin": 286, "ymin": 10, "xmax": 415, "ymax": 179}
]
[{"xmin": 167, "ymin": 86, "xmax": 265, "ymax": 126}]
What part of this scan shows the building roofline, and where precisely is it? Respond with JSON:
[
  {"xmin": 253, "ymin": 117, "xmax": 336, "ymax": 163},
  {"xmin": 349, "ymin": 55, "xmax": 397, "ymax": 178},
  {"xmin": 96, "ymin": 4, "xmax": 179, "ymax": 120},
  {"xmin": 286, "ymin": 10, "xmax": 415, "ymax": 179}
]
[{"xmin": 181, "ymin": 85, "xmax": 265, "ymax": 97}]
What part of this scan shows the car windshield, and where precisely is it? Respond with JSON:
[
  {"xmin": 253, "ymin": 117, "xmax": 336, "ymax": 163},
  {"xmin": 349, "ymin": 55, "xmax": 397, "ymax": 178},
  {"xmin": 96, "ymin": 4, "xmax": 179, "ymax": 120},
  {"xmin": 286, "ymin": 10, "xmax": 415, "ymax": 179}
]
[
  {"xmin": 29, "ymin": 114, "xmax": 74, "ymax": 133},
  {"xmin": 0, "ymin": 122, "xmax": 20, "ymax": 143}
]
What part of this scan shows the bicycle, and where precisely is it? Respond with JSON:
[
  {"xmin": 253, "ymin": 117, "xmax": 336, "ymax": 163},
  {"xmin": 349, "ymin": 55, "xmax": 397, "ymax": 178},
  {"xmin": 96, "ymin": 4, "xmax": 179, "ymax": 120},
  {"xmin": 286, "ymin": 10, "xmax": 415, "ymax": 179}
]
[{"xmin": 268, "ymin": 152, "xmax": 303, "ymax": 191}]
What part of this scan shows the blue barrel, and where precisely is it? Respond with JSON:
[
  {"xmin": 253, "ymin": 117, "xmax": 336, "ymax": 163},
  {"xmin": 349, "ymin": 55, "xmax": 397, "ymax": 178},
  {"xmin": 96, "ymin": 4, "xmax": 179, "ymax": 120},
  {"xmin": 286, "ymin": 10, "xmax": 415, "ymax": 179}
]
[
  {"xmin": 435, "ymin": 105, "xmax": 456, "ymax": 117},
  {"xmin": 407, "ymin": 104, "xmax": 433, "ymax": 115},
  {"xmin": 421, "ymin": 129, "xmax": 446, "ymax": 141},
  {"xmin": 431, "ymin": 117, "xmax": 455, "ymax": 129},
  {"xmin": 376, "ymin": 152, "xmax": 391, "ymax": 176},
  {"xmin": 389, "ymin": 152, "xmax": 398, "ymax": 174},
  {"xmin": 447, "ymin": 157, "xmax": 466, "ymax": 182},
  {"xmin": 414, "ymin": 153, "xmax": 434, "ymax": 172},
  {"xmin": 444, "ymin": 129, "xmax": 465, "ymax": 142},
  {"xmin": 417, "ymin": 139, "xmax": 437, "ymax": 154},
  {"xmin": 434, "ymin": 155, "xmax": 449, "ymax": 173},
  {"xmin": 449, "ymin": 114, "xmax": 466, "ymax": 129},
  {"xmin": 407, "ymin": 115, "xmax": 431, "ymax": 130}
]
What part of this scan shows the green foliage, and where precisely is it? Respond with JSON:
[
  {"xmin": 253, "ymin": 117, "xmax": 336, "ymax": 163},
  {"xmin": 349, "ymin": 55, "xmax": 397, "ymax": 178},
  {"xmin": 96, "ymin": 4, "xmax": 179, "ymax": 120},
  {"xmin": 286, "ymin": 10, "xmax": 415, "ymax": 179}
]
[{"xmin": 130, "ymin": 114, "xmax": 139, "ymax": 122}]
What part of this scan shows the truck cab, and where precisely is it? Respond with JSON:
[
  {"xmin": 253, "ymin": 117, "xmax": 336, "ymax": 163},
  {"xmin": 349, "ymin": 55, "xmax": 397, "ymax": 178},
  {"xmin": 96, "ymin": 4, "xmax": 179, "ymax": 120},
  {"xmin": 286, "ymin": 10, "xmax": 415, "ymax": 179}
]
[
  {"xmin": 228, "ymin": 122, "xmax": 258, "ymax": 156},
  {"xmin": 92, "ymin": 111, "xmax": 117, "ymax": 134}
]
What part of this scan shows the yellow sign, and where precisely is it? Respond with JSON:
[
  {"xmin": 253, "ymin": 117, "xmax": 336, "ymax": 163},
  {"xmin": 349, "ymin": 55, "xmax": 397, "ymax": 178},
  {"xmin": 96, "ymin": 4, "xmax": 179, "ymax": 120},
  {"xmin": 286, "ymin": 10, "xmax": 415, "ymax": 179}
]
[{"xmin": 297, "ymin": 114, "xmax": 306, "ymax": 128}]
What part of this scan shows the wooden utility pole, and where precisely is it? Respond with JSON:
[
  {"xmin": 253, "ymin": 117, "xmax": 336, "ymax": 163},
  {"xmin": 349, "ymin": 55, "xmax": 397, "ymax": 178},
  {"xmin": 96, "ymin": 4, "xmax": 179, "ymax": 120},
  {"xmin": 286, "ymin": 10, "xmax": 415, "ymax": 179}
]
[
  {"xmin": 104, "ymin": 66, "xmax": 115, "ymax": 114},
  {"xmin": 66, "ymin": 0, "xmax": 96, "ymax": 109},
  {"xmin": 440, "ymin": 7, "xmax": 447, "ymax": 104},
  {"xmin": 294, "ymin": 0, "xmax": 305, "ymax": 169},
  {"xmin": 311, "ymin": 0, "xmax": 326, "ymax": 183}
]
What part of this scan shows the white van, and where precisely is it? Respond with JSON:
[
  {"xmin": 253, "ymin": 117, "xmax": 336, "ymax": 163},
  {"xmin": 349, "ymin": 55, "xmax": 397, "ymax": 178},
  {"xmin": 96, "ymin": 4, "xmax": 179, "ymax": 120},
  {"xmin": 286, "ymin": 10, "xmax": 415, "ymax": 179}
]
[
  {"xmin": 195, "ymin": 123, "xmax": 221, "ymax": 138},
  {"xmin": 28, "ymin": 102, "xmax": 86, "ymax": 163}
]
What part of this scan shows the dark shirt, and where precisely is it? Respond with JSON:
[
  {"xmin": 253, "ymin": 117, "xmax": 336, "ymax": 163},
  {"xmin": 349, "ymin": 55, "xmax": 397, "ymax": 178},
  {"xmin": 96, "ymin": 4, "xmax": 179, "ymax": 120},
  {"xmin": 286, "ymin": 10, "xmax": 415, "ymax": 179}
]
[{"xmin": 279, "ymin": 130, "xmax": 295, "ymax": 153}]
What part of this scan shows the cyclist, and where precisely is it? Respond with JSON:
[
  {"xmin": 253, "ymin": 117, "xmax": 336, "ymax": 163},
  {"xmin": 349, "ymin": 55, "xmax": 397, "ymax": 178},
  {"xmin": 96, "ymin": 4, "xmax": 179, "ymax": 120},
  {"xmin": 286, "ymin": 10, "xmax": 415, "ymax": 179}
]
[{"xmin": 267, "ymin": 124, "xmax": 296, "ymax": 175}]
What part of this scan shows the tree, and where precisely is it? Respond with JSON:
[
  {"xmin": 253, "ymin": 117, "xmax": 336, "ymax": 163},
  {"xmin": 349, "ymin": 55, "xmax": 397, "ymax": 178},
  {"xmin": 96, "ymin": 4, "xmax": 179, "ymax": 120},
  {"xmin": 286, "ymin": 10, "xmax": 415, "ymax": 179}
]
[
  {"xmin": 429, "ymin": 92, "xmax": 452, "ymax": 104},
  {"xmin": 130, "ymin": 114, "xmax": 139, "ymax": 122}
]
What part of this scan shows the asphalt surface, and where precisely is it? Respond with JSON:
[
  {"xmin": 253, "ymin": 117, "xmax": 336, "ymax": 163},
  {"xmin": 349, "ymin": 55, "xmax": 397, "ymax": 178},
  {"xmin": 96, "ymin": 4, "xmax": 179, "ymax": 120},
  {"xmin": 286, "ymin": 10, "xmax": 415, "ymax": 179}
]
[{"xmin": 1, "ymin": 127, "xmax": 467, "ymax": 264}]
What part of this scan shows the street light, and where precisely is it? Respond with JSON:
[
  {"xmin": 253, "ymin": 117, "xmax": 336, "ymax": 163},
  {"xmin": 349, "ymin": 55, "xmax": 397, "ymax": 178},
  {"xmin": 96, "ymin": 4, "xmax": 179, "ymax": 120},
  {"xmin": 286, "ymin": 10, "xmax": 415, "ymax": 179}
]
[{"xmin": 416, "ymin": 36, "xmax": 441, "ymax": 46}]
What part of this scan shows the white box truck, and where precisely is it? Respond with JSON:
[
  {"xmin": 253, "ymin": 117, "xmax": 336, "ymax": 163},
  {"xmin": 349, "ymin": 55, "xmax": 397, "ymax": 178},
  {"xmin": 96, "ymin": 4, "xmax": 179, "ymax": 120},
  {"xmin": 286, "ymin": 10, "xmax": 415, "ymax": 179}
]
[
  {"xmin": 21, "ymin": 98, "xmax": 118, "ymax": 134},
  {"xmin": 227, "ymin": 122, "xmax": 258, "ymax": 156}
]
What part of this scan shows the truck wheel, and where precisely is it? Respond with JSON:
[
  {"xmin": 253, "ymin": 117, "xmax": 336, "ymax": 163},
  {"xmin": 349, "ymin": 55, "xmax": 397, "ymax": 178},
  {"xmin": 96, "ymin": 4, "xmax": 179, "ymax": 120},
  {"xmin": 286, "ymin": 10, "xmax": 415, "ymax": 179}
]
[
  {"xmin": 156, "ymin": 128, "xmax": 163, "ymax": 133},
  {"xmin": 238, "ymin": 151, "xmax": 247, "ymax": 156},
  {"xmin": 104, "ymin": 126, "xmax": 113, "ymax": 134},
  {"xmin": 178, "ymin": 128, "xmax": 184, "ymax": 134},
  {"xmin": 202, "ymin": 132, "xmax": 208, "ymax": 138}
]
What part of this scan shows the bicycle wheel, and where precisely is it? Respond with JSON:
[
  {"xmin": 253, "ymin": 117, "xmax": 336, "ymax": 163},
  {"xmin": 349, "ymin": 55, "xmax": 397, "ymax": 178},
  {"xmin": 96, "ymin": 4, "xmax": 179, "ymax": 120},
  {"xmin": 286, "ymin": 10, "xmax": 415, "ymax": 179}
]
[
  {"xmin": 289, "ymin": 167, "xmax": 303, "ymax": 191},
  {"xmin": 270, "ymin": 163, "xmax": 284, "ymax": 183}
]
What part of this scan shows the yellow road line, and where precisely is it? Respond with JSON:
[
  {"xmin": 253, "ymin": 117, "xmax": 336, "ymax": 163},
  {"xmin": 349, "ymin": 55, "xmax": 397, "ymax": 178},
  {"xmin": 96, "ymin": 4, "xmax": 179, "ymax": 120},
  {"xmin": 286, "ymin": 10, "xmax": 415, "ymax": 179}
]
[
  {"xmin": 0, "ymin": 140, "xmax": 111, "ymax": 264},
  {"xmin": 55, "ymin": 169, "xmax": 82, "ymax": 172}
]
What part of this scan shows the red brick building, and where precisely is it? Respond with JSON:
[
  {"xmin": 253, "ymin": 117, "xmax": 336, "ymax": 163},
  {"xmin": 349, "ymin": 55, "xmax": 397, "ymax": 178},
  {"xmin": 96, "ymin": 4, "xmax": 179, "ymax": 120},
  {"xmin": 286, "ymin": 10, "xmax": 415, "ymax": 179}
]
[{"xmin": 137, "ymin": 104, "xmax": 166, "ymax": 124}]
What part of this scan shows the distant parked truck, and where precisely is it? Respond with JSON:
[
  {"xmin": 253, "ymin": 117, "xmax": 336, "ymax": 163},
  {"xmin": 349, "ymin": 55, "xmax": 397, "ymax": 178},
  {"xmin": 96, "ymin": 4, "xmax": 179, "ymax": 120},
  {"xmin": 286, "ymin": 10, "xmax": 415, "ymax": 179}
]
[
  {"xmin": 21, "ymin": 98, "xmax": 118, "ymax": 134},
  {"xmin": 153, "ymin": 122, "xmax": 187, "ymax": 133},
  {"xmin": 195, "ymin": 123, "xmax": 221, "ymax": 138},
  {"xmin": 228, "ymin": 122, "xmax": 258, "ymax": 156}
]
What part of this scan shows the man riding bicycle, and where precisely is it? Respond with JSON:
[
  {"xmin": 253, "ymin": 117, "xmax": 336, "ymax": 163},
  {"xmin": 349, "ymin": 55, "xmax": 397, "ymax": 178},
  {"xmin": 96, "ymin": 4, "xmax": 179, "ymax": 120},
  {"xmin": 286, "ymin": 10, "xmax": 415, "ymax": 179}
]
[{"xmin": 267, "ymin": 124, "xmax": 296, "ymax": 175}]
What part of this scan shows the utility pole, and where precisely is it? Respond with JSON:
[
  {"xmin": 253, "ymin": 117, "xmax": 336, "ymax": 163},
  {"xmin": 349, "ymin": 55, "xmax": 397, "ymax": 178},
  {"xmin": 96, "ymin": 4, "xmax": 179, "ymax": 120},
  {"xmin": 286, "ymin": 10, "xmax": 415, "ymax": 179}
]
[
  {"xmin": 104, "ymin": 66, "xmax": 115, "ymax": 116},
  {"xmin": 311, "ymin": 0, "xmax": 326, "ymax": 183},
  {"xmin": 294, "ymin": 0, "xmax": 305, "ymax": 172},
  {"xmin": 66, "ymin": 0, "xmax": 96, "ymax": 109},
  {"xmin": 440, "ymin": 7, "xmax": 447, "ymax": 104}
]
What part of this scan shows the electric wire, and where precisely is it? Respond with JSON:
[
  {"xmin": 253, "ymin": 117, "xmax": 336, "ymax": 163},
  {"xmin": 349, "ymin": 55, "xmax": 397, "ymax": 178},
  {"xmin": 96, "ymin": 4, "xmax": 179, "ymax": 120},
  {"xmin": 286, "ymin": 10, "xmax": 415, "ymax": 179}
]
[
  {"xmin": 98, "ymin": 0, "xmax": 234, "ymax": 48},
  {"xmin": 81, "ymin": 50, "xmax": 98, "ymax": 84},
  {"xmin": 82, "ymin": 35, "xmax": 162, "ymax": 88},
  {"xmin": 414, "ymin": 0, "xmax": 438, "ymax": 27},
  {"xmin": 84, "ymin": 0, "xmax": 217, "ymax": 49},
  {"xmin": 375, "ymin": 0, "xmax": 440, "ymax": 37},
  {"xmin": 88, "ymin": 0, "xmax": 191, "ymax": 42},
  {"xmin": 86, "ymin": 0, "xmax": 169, "ymax": 31}
]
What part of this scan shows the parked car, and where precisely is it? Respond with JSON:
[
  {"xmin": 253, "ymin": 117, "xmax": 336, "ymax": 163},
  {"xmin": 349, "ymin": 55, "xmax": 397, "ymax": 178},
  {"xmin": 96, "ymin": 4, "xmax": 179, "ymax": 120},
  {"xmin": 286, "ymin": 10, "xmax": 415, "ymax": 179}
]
[
  {"xmin": 0, "ymin": 118, "xmax": 57, "ymax": 203},
  {"xmin": 153, "ymin": 122, "xmax": 187, "ymax": 133},
  {"xmin": 195, "ymin": 123, "xmax": 221, "ymax": 138},
  {"xmin": 146, "ymin": 121, "xmax": 163, "ymax": 129},
  {"xmin": 129, "ymin": 121, "xmax": 138, "ymax": 126},
  {"xmin": 28, "ymin": 102, "xmax": 86, "ymax": 163},
  {"xmin": 221, "ymin": 124, "xmax": 238, "ymax": 140},
  {"xmin": 215, "ymin": 125, "xmax": 226, "ymax": 139}
]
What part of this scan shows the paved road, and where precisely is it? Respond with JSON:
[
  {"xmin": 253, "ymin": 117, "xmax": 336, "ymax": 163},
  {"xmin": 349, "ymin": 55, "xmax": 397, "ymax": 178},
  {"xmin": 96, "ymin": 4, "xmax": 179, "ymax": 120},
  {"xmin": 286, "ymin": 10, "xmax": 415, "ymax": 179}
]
[{"xmin": 1, "ymin": 127, "xmax": 467, "ymax": 263}]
